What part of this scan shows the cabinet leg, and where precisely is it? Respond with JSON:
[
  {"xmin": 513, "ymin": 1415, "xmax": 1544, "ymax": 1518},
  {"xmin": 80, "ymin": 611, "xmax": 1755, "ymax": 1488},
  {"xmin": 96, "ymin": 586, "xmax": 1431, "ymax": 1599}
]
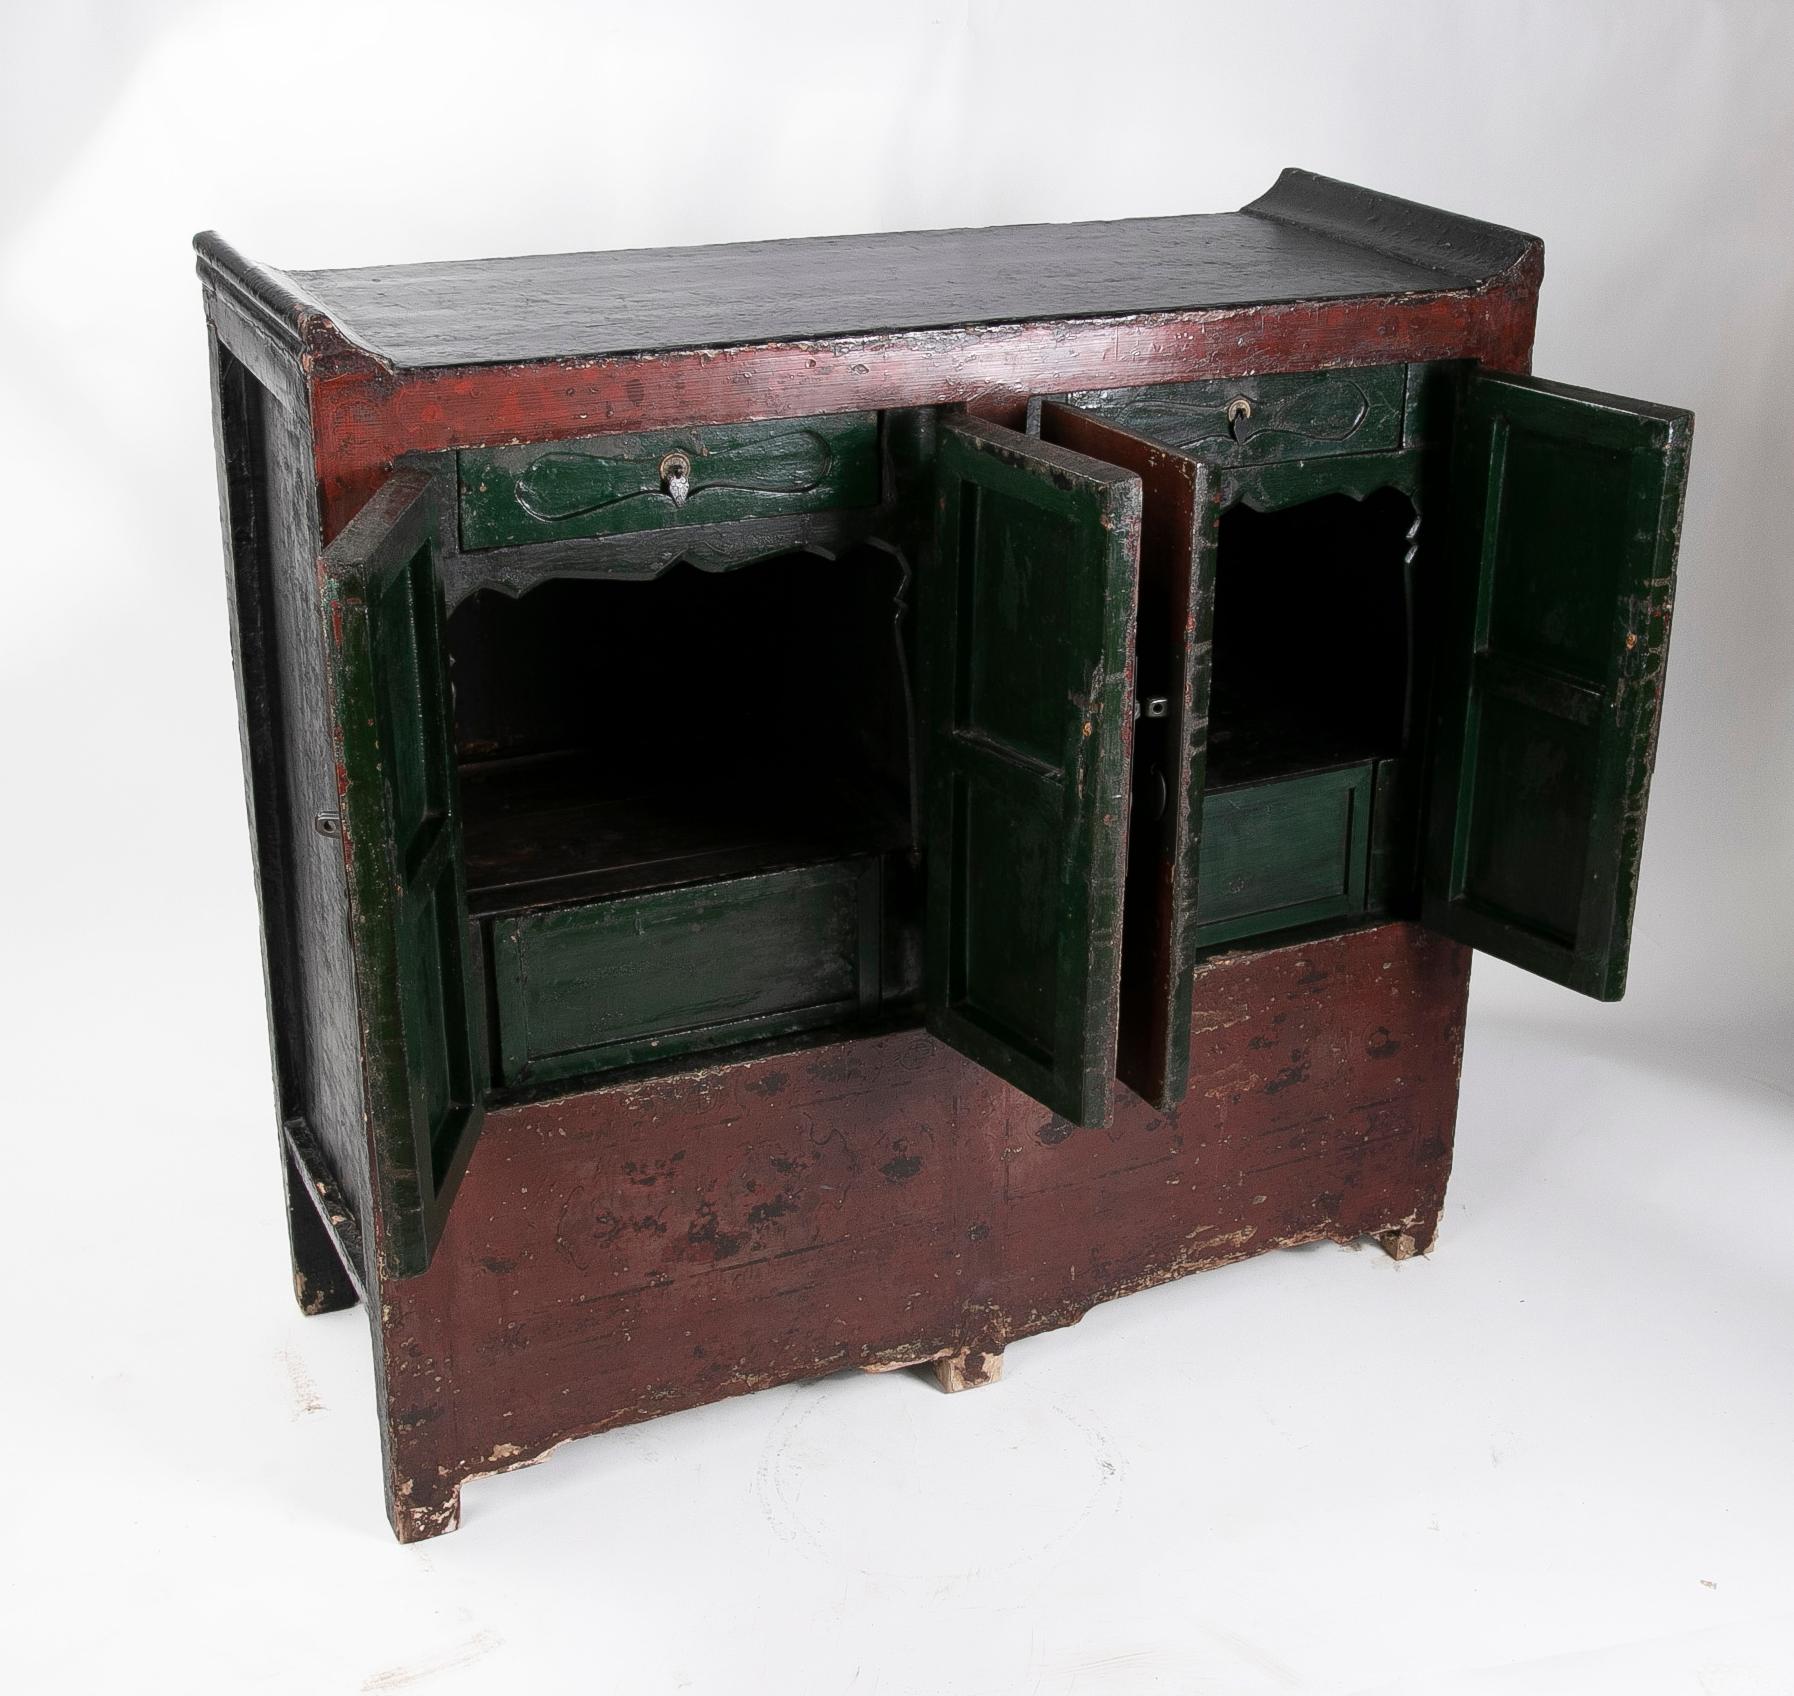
[
  {"xmin": 932, "ymin": 1345, "xmax": 1004, "ymax": 1393},
  {"xmin": 385, "ymin": 1471, "xmax": 463, "ymax": 1544},
  {"xmin": 1376, "ymin": 1211, "xmax": 1441, "ymax": 1261},
  {"xmin": 282, "ymin": 1139, "xmax": 359, "ymax": 1316}
]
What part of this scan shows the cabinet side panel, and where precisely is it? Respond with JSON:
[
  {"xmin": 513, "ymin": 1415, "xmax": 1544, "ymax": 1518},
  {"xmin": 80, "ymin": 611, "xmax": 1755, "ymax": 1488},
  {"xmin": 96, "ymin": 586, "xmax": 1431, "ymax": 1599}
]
[{"xmin": 214, "ymin": 342, "xmax": 372, "ymax": 1286}]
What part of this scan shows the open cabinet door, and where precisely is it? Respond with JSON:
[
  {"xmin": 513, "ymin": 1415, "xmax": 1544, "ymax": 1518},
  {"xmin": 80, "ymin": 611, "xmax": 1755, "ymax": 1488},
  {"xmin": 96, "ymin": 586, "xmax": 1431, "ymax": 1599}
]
[
  {"xmin": 323, "ymin": 470, "xmax": 488, "ymax": 1277},
  {"xmin": 925, "ymin": 418, "xmax": 1142, "ymax": 1126},
  {"xmin": 1424, "ymin": 372, "xmax": 1692, "ymax": 998},
  {"xmin": 1038, "ymin": 403, "xmax": 1217, "ymax": 1110}
]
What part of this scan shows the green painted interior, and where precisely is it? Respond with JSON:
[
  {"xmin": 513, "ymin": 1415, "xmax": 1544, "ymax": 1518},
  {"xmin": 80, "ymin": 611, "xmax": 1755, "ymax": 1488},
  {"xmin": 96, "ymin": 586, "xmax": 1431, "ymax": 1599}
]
[
  {"xmin": 335, "ymin": 363, "xmax": 1688, "ymax": 1254},
  {"xmin": 1194, "ymin": 762, "xmax": 1375, "ymax": 946},
  {"xmin": 446, "ymin": 548, "xmax": 919, "ymax": 1094},
  {"xmin": 491, "ymin": 859, "xmax": 883, "ymax": 1088}
]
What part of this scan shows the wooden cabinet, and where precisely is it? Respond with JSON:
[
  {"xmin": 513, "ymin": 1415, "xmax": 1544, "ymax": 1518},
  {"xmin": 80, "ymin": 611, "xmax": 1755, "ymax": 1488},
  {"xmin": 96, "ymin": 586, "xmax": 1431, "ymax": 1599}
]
[{"xmin": 200, "ymin": 170, "xmax": 1690, "ymax": 1540}]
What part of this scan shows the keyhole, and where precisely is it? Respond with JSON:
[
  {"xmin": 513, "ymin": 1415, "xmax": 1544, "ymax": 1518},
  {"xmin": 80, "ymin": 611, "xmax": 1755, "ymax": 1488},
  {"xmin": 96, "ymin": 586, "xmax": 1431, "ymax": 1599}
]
[{"xmin": 659, "ymin": 450, "xmax": 693, "ymax": 507}]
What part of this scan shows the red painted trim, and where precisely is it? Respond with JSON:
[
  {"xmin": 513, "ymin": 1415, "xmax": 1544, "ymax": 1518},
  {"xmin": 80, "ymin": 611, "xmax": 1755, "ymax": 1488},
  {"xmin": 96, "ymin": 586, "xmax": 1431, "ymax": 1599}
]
[{"xmin": 310, "ymin": 264, "xmax": 1541, "ymax": 542}]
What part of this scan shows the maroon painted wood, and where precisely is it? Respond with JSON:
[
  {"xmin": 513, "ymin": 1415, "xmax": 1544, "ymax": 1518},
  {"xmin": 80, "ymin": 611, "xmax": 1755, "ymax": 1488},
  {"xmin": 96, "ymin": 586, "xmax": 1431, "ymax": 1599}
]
[
  {"xmin": 198, "ymin": 172, "xmax": 1528, "ymax": 1541},
  {"xmin": 378, "ymin": 922, "xmax": 1468, "ymax": 1538}
]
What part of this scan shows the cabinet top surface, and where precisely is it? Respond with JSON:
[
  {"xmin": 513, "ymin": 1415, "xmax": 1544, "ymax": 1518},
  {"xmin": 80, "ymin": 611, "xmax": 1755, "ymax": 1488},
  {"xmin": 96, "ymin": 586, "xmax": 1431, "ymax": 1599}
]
[{"xmin": 197, "ymin": 170, "xmax": 1539, "ymax": 374}]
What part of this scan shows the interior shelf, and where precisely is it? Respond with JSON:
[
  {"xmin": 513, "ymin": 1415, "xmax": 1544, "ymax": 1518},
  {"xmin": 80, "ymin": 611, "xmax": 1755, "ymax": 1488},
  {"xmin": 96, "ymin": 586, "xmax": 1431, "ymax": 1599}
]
[{"xmin": 461, "ymin": 750, "xmax": 911, "ymax": 915}]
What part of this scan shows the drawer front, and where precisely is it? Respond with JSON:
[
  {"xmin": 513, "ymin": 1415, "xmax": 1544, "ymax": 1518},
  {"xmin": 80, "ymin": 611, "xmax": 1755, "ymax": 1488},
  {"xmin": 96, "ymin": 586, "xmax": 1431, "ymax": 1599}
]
[
  {"xmin": 1052, "ymin": 366, "xmax": 1405, "ymax": 467},
  {"xmin": 490, "ymin": 858, "xmax": 882, "ymax": 1088},
  {"xmin": 459, "ymin": 411, "xmax": 881, "ymax": 549},
  {"xmin": 1195, "ymin": 762, "xmax": 1374, "ymax": 948}
]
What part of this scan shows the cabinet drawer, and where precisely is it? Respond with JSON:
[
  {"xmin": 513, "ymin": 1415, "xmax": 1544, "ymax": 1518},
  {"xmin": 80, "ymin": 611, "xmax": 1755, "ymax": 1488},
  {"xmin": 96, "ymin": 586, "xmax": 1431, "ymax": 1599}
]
[
  {"xmin": 1194, "ymin": 762, "xmax": 1374, "ymax": 948},
  {"xmin": 1052, "ymin": 366, "xmax": 1405, "ymax": 467},
  {"xmin": 459, "ymin": 411, "xmax": 881, "ymax": 549},
  {"xmin": 490, "ymin": 858, "xmax": 883, "ymax": 1088}
]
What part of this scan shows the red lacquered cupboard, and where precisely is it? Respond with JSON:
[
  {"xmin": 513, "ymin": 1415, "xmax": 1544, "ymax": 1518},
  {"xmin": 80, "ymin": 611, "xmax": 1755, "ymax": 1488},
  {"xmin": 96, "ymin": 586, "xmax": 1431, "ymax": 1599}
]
[{"xmin": 198, "ymin": 169, "xmax": 1690, "ymax": 1539}]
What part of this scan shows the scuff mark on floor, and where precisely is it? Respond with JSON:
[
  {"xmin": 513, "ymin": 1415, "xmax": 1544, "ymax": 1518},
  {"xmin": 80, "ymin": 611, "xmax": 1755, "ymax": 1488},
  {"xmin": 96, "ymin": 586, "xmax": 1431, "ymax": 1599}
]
[
  {"xmin": 360, "ymin": 1630, "xmax": 501, "ymax": 1691},
  {"xmin": 279, "ymin": 1347, "xmax": 324, "ymax": 1417}
]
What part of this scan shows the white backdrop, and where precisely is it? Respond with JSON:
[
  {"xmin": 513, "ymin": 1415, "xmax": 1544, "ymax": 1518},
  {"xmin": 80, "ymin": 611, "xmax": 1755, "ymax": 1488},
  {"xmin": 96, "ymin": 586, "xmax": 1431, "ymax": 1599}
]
[{"xmin": 3, "ymin": 4, "xmax": 1791, "ymax": 1693}]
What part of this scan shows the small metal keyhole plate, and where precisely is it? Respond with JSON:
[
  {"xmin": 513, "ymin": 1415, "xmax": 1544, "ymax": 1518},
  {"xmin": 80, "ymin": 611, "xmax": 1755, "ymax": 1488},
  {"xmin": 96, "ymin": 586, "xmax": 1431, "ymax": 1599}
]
[
  {"xmin": 1225, "ymin": 396, "xmax": 1254, "ymax": 440},
  {"xmin": 659, "ymin": 450, "xmax": 693, "ymax": 507}
]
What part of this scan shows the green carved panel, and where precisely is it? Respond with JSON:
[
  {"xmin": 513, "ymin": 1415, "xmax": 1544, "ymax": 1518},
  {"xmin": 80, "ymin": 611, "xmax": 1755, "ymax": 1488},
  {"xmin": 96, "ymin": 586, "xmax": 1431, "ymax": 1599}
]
[
  {"xmin": 1052, "ymin": 365, "xmax": 1405, "ymax": 468},
  {"xmin": 458, "ymin": 412, "xmax": 880, "ymax": 548}
]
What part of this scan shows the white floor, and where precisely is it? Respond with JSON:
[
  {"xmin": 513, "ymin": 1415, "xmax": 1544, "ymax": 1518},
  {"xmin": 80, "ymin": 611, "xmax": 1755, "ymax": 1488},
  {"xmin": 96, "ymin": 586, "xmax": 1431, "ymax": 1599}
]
[{"xmin": 10, "ymin": 958, "xmax": 1792, "ymax": 1695}]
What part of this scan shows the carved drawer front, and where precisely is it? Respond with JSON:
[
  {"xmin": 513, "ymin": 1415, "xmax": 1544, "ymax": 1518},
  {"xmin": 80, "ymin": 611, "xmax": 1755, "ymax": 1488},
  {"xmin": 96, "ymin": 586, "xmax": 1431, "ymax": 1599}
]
[
  {"xmin": 459, "ymin": 411, "xmax": 881, "ymax": 549},
  {"xmin": 488, "ymin": 858, "xmax": 885, "ymax": 1089},
  {"xmin": 1053, "ymin": 365, "xmax": 1405, "ymax": 467}
]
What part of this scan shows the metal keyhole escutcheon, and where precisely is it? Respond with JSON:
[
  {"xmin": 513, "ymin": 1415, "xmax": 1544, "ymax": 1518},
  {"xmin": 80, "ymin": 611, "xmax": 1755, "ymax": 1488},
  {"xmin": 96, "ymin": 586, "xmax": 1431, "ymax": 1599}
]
[
  {"xmin": 1225, "ymin": 396, "xmax": 1253, "ymax": 441},
  {"xmin": 659, "ymin": 450, "xmax": 693, "ymax": 507}
]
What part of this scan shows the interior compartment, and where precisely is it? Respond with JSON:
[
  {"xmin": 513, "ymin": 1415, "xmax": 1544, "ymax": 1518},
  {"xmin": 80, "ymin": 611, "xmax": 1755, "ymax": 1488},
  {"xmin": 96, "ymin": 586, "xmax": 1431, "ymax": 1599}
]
[
  {"xmin": 1194, "ymin": 485, "xmax": 1421, "ymax": 950},
  {"xmin": 447, "ymin": 548, "xmax": 917, "ymax": 913},
  {"xmin": 1206, "ymin": 487, "xmax": 1416, "ymax": 788}
]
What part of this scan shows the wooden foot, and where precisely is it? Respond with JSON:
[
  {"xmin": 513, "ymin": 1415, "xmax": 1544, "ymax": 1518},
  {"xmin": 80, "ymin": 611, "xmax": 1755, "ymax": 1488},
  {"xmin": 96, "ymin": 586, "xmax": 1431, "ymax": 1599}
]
[
  {"xmin": 932, "ymin": 1346, "xmax": 1003, "ymax": 1393},
  {"xmin": 282, "ymin": 1138, "xmax": 360, "ymax": 1316},
  {"xmin": 387, "ymin": 1474, "xmax": 462, "ymax": 1543},
  {"xmin": 1376, "ymin": 1216, "xmax": 1439, "ymax": 1261}
]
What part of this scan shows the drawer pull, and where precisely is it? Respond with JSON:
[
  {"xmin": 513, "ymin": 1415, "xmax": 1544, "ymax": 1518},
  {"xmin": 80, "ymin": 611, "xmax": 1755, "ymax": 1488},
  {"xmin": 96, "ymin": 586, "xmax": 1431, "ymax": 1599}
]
[{"xmin": 658, "ymin": 449, "xmax": 693, "ymax": 507}]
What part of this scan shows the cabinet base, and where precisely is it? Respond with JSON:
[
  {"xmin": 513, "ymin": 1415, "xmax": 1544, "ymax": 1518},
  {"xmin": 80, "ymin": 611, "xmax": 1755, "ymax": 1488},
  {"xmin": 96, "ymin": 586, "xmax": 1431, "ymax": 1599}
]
[{"xmin": 354, "ymin": 920, "xmax": 1467, "ymax": 1541}]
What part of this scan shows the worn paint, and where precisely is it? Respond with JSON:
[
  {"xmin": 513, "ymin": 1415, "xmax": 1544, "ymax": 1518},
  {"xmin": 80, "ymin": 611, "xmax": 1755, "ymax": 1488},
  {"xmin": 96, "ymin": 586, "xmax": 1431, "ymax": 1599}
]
[{"xmin": 376, "ymin": 923, "xmax": 1469, "ymax": 1538}]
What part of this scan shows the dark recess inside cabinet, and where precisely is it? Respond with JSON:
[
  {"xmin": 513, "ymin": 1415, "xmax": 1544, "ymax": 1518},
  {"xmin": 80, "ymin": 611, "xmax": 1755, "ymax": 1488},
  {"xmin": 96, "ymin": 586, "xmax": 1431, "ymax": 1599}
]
[
  {"xmin": 446, "ymin": 548, "xmax": 924, "ymax": 1090},
  {"xmin": 1207, "ymin": 490, "xmax": 1414, "ymax": 785},
  {"xmin": 1193, "ymin": 484, "xmax": 1425, "ymax": 948}
]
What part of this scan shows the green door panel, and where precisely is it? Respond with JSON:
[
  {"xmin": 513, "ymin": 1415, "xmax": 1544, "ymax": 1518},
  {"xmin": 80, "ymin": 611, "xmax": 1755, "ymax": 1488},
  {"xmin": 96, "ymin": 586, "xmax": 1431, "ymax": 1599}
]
[
  {"xmin": 924, "ymin": 417, "xmax": 1143, "ymax": 1127},
  {"xmin": 1423, "ymin": 371, "xmax": 1692, "ymax": 998},
  {"xmin": 323, "ymin": 470, "xmax": 488, "ymax": 1278},
  {"xmin": 1037, "ymin": 402, "xmax": 1217, "ymax": 1112}
]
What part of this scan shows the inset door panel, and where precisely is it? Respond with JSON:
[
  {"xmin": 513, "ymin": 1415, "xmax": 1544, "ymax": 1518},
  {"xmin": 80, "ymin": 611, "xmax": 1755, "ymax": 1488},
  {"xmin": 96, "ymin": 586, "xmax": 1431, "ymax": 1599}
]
[
  {"xmin": 1037, "ymin": 401, "xmax": 1217, "ymax": 1111},
  {"xmin": 323, "ymin": 470, "xmax": 488, "ymax": 1277},
  {"xmin": 924, "ymin": 418, "xmax": 1142, "ymax": 1127},
  {"xmin": 1424, "ymin": 372, "xmax": 1691, "ymax": 998}
]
